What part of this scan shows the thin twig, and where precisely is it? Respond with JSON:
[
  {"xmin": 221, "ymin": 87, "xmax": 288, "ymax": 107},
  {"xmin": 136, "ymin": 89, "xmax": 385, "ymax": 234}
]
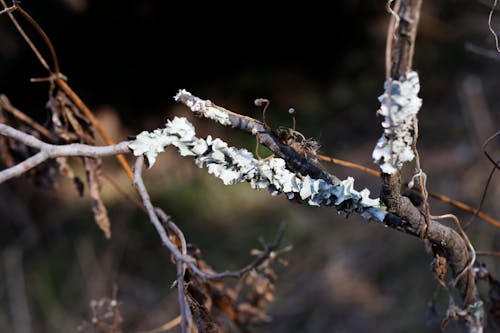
[
  {"xmin": 140, "ymin": 316, "xmax": 182, "ymax": 333},
  {"xmin": 15, "ymin": 5, "xmax": 61, "ymax": 74},
  {"xmin": 0, "ymin": 2, "xmax": 17, "ymax": 15},
  {"xmin": 315, "ymin": 153, "xmax": 380, "ymax": 176},
  {"xmin": 101, "ymin": 174, "xmax": 144, "ymax": 211},
  {"xmin": 465, "ymin": 43, "xmax": 500, "ymax": 61},
  {"xmin": 432, "ymin": 213, "xmax": 476, "ymax": 304},
  {"xmin": 411, "ymin": 119, "xmax": 432, "ymax": 238},
  {"xmin": 205, "ymin": 224, "xmax": 285, "ymax": 280},
  {"xmin": 0, "ymin": 0, "xmax": 51, "ymax": 71},
  {"xmin": 0, "ymin": 94, "xmax": 52, "ymax": 140},
  {"xmin": 0, "ymin": 123, "xmax": 130, "ymax": 183},
  {"xmin": 476, "ymin": 250, "xmax": 500, "ymax": 257},
  {"xmin": 465, "ymin": 131, "xmax": 500, "ymax": 229},
  {"xmin": 155, "ymin": 209, "xmax": 193, "ymax": 332},
  {"xmin": 133, "ymin": 157, "xmax": 192, "ymax": 333},
  {"xmin": 482, "ymin": 130, "xmax": 500, "ymax": 169},
  {"xmin": 488, "ymin": 0, "xmax": 500, "ymax": 52},
  {"xmin": 316, "ymin": 153, "xmax": 500, "ymax": 228}
]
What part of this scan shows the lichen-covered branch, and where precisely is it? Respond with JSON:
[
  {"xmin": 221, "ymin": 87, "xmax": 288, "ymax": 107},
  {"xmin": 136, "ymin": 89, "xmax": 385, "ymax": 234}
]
[
  {"xmin": 378, "ymin": 1, "xmax": 484, "ymax": 331},
  {"xmin": 128, "ymin": 117, "xmax": 385, "ymax": 222},
  {"xmin": 372, "ymin": 71, "xmax": 422, "ymax": 174},
  {"xmin": 174, "ymin": 90, "xmax": 340, "ymax": 185},
  {"xmin": 174, "ymin": 88, "xmax": 484, "ymax": 332}
]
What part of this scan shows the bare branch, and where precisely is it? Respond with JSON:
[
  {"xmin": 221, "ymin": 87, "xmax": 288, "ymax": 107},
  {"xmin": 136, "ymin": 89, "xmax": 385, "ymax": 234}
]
[
  {"xmin": 155, "ymin": 209, "xmax": 193, "ymax": 333},
  {"xmin": 133, "ymin": 157, "xmax": 195, "ymax": 333},
  {"xmin": 0, "ymin": 123, "xmax": 130, "ymax": 183}
]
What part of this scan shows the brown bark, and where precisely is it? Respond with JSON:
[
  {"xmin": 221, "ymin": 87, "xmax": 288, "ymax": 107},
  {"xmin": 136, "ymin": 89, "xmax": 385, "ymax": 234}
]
[{"xmin": 381, "ymin": 1, "xmax": 484, "ymax": 331}]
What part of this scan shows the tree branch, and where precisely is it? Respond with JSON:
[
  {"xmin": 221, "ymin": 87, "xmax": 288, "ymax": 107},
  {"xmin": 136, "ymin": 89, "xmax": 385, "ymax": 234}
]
[
  {"xmin": 174, "ymin": 90, "xmax": 341, "ymax": 186},
  {"xmin": 381, "ymin": 1, "xmax": 484, "ymax": 331},
  {"xmin": 0, "ymin": 123, "xmax": 130, "ymax": 183},
  {"xmin": 175, "ymin": 88, "xmax": 484, "ymax": 331}
]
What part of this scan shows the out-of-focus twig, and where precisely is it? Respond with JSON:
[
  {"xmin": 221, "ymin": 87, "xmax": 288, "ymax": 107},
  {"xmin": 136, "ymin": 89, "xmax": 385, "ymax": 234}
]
[
  {"xmin": 317, "ymin": 152, "xmax": 500, "ymax": 228},
  {"xmin": 0, "ymin": 2, "xmax": 17, "ymax": 16},
  {"xmin": 0, "ymin": 94, "xmax": 52, "ymax": 140},
  {"xmin": 3, "ymin": 246, "xmax": 32, "ymax": 333},
  {"xmin": 141, "ymin": 316, "xmax": 182, "ymax": 333},
  {"xmin": 0, "ymin": 0, "xmax": 51, "ymax": 71},
  {"xmin": 476, "ymin": 250, "xmax": 500, "ymax": 257},
  {"xmin": 488, "ymin": 0, "xmax": 500, "ymax": 52},
  {"xmin": 465, "ymin": 43, "xmax": 500, "ymax": 61}
]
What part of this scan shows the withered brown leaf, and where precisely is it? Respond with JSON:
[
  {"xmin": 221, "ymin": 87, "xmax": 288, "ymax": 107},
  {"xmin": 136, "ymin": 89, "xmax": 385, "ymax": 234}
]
[{"xmin": 84, "ymin": 157, "xmax": 111, "ymax": 238}]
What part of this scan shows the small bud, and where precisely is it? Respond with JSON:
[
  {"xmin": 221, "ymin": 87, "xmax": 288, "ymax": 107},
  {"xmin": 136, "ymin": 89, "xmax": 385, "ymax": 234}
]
[
  {"xmin": 254, "ymin": 98, "xmax": 263, "ymax": 107},
  {"xmin": 251, "ymin": 127, "xmax": 258, "ymax": 135},
  {"xmin": 288, "ymin": 108, "xmax": 295, "ymax": 115}
]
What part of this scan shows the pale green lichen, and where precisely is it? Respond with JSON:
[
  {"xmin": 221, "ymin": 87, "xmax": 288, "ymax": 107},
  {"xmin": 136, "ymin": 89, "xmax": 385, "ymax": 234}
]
[
  {"xmin": 129, "ymin": 117, "xmax": 387, "ymax": 222},
  {"xmin": 372, "ymin": 71, "xmax": 422, "ymax": 174},
  {"xmin": 174, "ymin": 89, "xmax": 231, "ymax": 126}
]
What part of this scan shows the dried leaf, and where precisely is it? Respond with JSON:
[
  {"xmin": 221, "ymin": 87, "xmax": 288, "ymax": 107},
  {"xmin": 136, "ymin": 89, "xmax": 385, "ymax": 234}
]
[
  {"xmin": 182, "ymin": 242, "xmax": 284, "ymax": 331},
  {"xmin": 186, "ymin": 292, "xmax": 221, "ymax": 333},
  {"xmin": 49, "ymin": 91, "xmax": 95, "ymax": 144},
  {"xmin": 84, "ymin": 157, "xmax": 111, "ymax": 238},
  {"xmin": 431, "ymin": 253, "xmax": 447, "ymax": 288},
  {"xmin": 56, "ymin": 157, "xmax": 84, "ymax": 196}
]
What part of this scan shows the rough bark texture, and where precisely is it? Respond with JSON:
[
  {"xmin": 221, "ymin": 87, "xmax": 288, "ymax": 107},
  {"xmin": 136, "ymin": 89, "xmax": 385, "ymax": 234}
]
[{"xmin": 382, "ymin": 1, "xmax": 483, "ymax": 331}]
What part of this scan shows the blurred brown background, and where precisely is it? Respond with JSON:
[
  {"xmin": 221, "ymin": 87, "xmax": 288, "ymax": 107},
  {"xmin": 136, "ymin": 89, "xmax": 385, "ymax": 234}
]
[{"xmin": 0, "ymin": 0, "xmax": 499, "ymax": 332}]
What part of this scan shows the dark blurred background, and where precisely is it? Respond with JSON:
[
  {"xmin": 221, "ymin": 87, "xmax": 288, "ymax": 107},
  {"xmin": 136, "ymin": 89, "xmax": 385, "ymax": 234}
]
[{"xmin": 0, "ymin": 0, "xmax": 499, "ymax": 332}]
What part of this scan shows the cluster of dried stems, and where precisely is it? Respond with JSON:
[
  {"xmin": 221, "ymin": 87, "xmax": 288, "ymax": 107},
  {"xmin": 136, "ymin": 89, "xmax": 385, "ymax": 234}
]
[{"xmin": 0, "ymin": 1, "xmax": 499, "ymax": 332}]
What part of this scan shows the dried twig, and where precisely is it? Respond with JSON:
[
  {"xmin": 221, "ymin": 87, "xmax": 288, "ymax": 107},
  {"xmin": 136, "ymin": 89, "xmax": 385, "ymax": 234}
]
[
  {"xmin": 0, "ymin": 123, "xmax": 130, "ymax": 183},
  {"xmin": 489, "ymin": 0, "xmax": 500, "ymax": 52},
  {"xmin": 315, "ymin": 152, "xmax": 500, "ymax": 227},
  {"xmin": 133, "ymin": 157, "xmax": 194, "ymax": 333},
  {"xmin": 0, "ymin": 95, "xmax": 52, "ymax": 140}
]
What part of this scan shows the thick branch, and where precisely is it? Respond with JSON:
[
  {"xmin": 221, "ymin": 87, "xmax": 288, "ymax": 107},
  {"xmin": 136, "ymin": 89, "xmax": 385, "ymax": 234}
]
[
  {"xmin": 382, "ymin": 0, "xmax": 423, "ymax": 210},
  {"xmin": 382, "ymin": 1, "xmax": 483, "ymax": 330}
]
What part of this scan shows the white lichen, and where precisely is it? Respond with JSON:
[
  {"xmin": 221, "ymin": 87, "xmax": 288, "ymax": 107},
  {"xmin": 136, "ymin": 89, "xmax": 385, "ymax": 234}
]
[
  {"xmin": 129, "ymin": 117, "xmax": 387, "ymax": 223},
  {"xmin": 372, "ymin": 71, "xmax": 422, "ymax": 174},
  {"xmin": 174, "ymin": 89, "xmax": 231, "ymax": 126}
]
